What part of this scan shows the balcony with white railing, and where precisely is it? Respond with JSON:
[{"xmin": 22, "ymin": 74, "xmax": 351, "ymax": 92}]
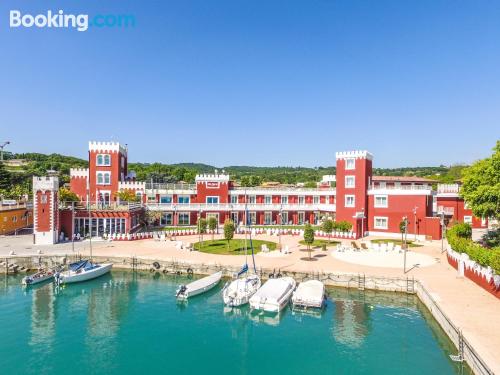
[
  {"xmin": 66, "ymin": 201, "xmax": 144, "ymax": 212},
  {"xmin": 231, "ymin": 187, "xmax": 336, "ymax": 195},
  {"xmin": 437, "ymin": 206, "xmax": 455, "ymax": 215},
  {"xmin": 145, "ymin": 182, "xmax": 197, "ymax": 193},
  {"xmin": 146, "ymin": 202, "xmax": 336, "ymax": 212},
  {"xmin": 437, "ymin": 184, "xmax": 460, "ymax": 195},
  {"xmin": 368, "ymin": 183, "xmax": 432, "ymax": 195}
]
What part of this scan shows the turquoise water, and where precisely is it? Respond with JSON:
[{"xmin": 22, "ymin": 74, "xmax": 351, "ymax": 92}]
[{"xmin": 0, "ymin": 271, "xmax": 470, "ymax": 375}]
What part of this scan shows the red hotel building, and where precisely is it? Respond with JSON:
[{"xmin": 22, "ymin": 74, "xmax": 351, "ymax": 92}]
[{"xmin": 32, "ymin": 141, "xmax": 487, "ymax": 244}]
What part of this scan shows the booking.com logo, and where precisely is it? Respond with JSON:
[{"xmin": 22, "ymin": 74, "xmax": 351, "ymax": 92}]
[{"xmin": 9, "ymin": 10, "xmax": 135, "ymax": 31}]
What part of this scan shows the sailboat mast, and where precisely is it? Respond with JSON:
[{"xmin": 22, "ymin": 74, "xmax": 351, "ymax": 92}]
[{"xmin": 87, "ymin": 178, "xmax": 92, "ymax": 261}]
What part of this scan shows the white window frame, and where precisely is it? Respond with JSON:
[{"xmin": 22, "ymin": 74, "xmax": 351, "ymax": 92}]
[
  {"xmin": 248, "ymin": 195, "xmax": 256, "ymax": 204},
  {"xmin": 206, "ymin": 196, "xmax": 219, "ymax": 204},
  {"xmin": 463, "ymin": 216, "xmax": 473, "ymax": 224},
  {"xmin": 264, "ymin": 195, "xmax": 272, "ymax": 204},
  {"xmin": 230, "ymin": 195, "xmax": 238, "ymax": 204},
  {"xmin": 345, "ymin": 195, "xmax": 355, "ymax": 208},
  {"xmin": 96, "ymin": 172, "xmax": 111, "ymax": 185},
  {"xmin": 96, "ymin": 154, "xmax": 111, "ymax": 166},
  {"xmin": 374, "ymin": 195, "xmax": 388, "ymax": 208},
  {"xmin": 178, "ymin": 212, "xmax": 190, "ymax": 225},
  {"xmin": 264, "ymin": 212, "xmax": 272, "ymax": 225},
  {"xmin": 345, "ymin": 175, "xmax": 355, "ymax": 188},
  {"xmin": 345, "ymin": 158, "xmax": 355, "ymax": 170},
  {"xmin": 178, "ymin": 195, "xmax": 190, "ymax": 204},
  {"xmin": 374, "ymin": 216, "xmax": 388, "ymax": 230},
  {"xmin": 313, "ymin": 196, "xmax": 320, "ymax": 204},
  {"xmin": 281, "ymin": 196, "xmax": 288, "ymax": 204},
  {"xmin": 281, "ymin": 211, "xmax": 288, "ymax": 225},
  {"xmin": 298, "ymin": 212, "xmax": 305, "ymax": 225},
  {"xmin": 298, "ymin": 196, "xmax": 305, "ymax": 205}
]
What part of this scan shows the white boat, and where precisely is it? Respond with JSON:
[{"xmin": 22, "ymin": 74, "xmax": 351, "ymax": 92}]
[
  {"xmin": 291, "ymin": 280, "xmax": 326, "ymax": 310},
  {"xmin": 22, "ymin": 269, "xmax": 55, "ymax": 286},
  {"xmin": 249, "ymin": 277, "xmax": 296, "ymax": 313},
  {"xmin": 55, "ymin": 260, "xmax": 112, "ymax": 285},
  {"xmin": 176, "ymin": 271, "xmax": 222, "ymax": 299},
  {"xmin": 222, "ymin": 274, "xmax": 261, "ymax": 307}
]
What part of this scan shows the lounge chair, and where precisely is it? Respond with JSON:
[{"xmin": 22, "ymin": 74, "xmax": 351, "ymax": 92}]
[
  {"xmin": 361, "ymin": 243, "xmax": 369, "ymax": 250},
  {"xmin": 351, "ymin": 241, "xmax": 360, "ymax": 250}
]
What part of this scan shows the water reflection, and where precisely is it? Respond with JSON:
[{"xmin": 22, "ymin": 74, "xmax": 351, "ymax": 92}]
[
  {"xmin": 332, "ymin": 299, "xmax": 372, "ymax": 348},
  {"xmin": 29, "ymin": 284, "xmax": 56, "ymax": 351}
]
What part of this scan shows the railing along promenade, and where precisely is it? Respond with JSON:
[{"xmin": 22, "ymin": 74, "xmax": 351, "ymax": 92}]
[{"xmin": 146, "ymin": 202, "xmax": 336, "ymax": 212}]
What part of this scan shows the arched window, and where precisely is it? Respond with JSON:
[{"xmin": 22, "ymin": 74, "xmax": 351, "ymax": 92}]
[
  {"xmin": 104, "ymin": 173, "xmax": 110, "ymax": 184},
  {"xmin": 97, "ymin": 173, "xmax": 104, "ymax": 184},
  {"xmin": 97, "ymin": 155, "xmax": 103, "ymax": 165},
  {"xmin": 104, "ymin": 154, "xmax": 111, "ymax": 165}
]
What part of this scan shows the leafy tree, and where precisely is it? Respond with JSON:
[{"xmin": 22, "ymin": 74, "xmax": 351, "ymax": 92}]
[
  {"xmin": 460, "ymin": 141, "xmax": 500, "ymax": 220},
  {"xmin": 223, "ymin": 219, "xmax": 235, "ymax": 251},
  {"xmin": 114, "ymin": 190, "xmax": 139, "ymax": 203},
  {"xmin": 0, "ymin": 184, "xmax": 29, "ymax": 200},
  {"xmin": 59, "ymin": 187, "xmax": 80, "ymax": 202},
  {"xmin": 0, "ymin": 162, "xmax": 10, "ymax": 190},
  {"xmin": 197, "ymin": 217, "xmax": 207, "ymax": 243},
  {"xmin": 303, "ymin": 223, "xmax": 315, "ymax": 259},
  {"xmin": 334, "ymin": 220, "xmax": 353, "ymax": 232},
  {"xmin": 399, "ymin": 219, "xmax": 408, "ymax": 244},
  {"xmin": 321, "ymin": 219, "xmax": 334, "ymax": 243},
  {"xmin": 208, "ymin": 216, "xmax": 218, "ymax": 240}
]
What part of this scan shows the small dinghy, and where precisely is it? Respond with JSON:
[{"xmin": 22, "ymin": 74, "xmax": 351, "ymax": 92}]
[
  {"xmin": 176, "ymin": 271, "xmax": 222, "ymax": 299},
  {"xmin": 291, "ymin": 280, "xmax": 326, "ymax": 310},
  {"xmin": 223, "ymin": 274, "xmax": 261, "ymax": 307},
  {"xmin": 22, "ymin": 269, "xmax": 55, "ymax": 286},
  {"xmin": 249, "ymin": 277, "xmax": 296, "ymax": 313},
  {"xmin": 55, "ymin": 260, "xmax": 112, "ymax": 285}
]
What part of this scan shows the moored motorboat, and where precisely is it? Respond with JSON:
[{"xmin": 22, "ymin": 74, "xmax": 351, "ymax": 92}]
[
  {"xmin": 291, "ymin": 280, "xmax": 326, "ymax": 310},
  {"xmin": 55, "ymin": 260, "xmax": 112, "ymax": 285},
  {"xmin": 22, "ymin": 269, "xmax": 56, "ymax": 286},
  {"xmin": 249, "ymin": 277, "xmax": 296, "ymax": 313},
  {"xmin": 222, "ymin": 274, "xmax": 261, "ymax": 307},
  {"xmin": 176, "ymin": 271, "xmax": 223, "ymax": 299}
]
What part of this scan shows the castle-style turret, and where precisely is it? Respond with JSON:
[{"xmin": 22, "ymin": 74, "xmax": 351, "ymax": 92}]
[
  {"xmin": 33, "ymin": 176, "xmax": 59, "ymax": 245},
  {"xmin": 335, "ymin": 150, "xmax": 373, "ymax": 237}
]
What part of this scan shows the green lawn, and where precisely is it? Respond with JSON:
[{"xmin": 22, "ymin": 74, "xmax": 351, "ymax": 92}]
[
  {"xmin": 299, "ymin": 239, "xmax": 340, "ymax": 247},
  {"xmin": 193, "ymin": 239, "xmax": 277, "ymax": 255},
  {"xmin": 370, "ymin": 239, "xmax": 423, "ymax": 248}
]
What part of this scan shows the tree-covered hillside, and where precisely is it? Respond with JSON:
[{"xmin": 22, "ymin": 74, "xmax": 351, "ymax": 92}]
[{"xmin": 0, "ymin": 150, "xmax": 468, "ymax": 199}]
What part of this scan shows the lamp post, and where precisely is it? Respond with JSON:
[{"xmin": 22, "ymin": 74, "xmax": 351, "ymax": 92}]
[
  {"xmin": 0, "ymin": 141, "xmax": 11, "ymax": 162},
  {"xmin": 413, "ymin": 206, "xmax": 418, "ymax": 241},
  {"xmin": 173, "ymin": 205, "xmax": 177, "ymax": 241},
  {"xmin": 360, "ymin": 208, "xmax": 365, "ymax": 239},
  {"xmin": 279, "ymin": 206, "xmax": 283, "ymax": 250},
  {"xmin": 403, "ymin": 216, "xmax": 408, "ymax": 273},
  {"xmin": 440, "ymin": 211, "xmax": 445, "ymax": 253}
]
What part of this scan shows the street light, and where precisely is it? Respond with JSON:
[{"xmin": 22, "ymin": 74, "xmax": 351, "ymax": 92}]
[
  {"xmin": 0, "ymin": 141, "xmax": 11, "ymax": 162},
  {"xmin": 413, "ymin": 206, "xmax": 418, "ymax": 241},
  {"xmin": 403, "ymin": 216, "xmax": 409, "ymax": 273},
  {"xmin": 440, "ymin": 211, "xmax": 445, "ymax": 253},
  {"xmin": 360, "ymin": 208, "xmax": 365, "ymax": 239}
]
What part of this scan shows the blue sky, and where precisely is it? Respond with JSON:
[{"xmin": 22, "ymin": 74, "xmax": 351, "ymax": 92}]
[{"xmin": 1, "ymin": 0, "xmax": 499, "ymax": 167}]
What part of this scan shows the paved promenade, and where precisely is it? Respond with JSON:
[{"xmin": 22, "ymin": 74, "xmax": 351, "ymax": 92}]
[{"xmin": 1, "ymin": 233, "xmax": 498, "ymax": 373}]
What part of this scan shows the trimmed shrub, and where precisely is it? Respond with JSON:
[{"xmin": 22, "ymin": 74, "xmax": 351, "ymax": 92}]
[{"xmin": 447, "ymin": 224, "xmax": 500, "ymax": 273}]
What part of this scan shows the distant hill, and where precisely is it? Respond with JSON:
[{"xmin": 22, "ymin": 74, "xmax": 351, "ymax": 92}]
[{"xmin": 0, "ymin": 150, "xmax": 467, "ymax": 197}]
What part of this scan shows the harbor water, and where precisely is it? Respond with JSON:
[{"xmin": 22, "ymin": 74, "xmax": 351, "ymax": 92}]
[{"xmin": 0, "ymin": 271, "xmax": 470, "ymax": 374}]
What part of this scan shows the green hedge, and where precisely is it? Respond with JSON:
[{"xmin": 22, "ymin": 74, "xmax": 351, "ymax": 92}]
[{"xmin": 447, "ymin": 224, "xmax": 500, "ymax": 274}]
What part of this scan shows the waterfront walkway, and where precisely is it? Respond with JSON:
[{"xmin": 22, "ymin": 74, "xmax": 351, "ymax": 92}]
[{"xmin": 1, "ymin": 233, "xmax": 499, "ymax": 373}]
